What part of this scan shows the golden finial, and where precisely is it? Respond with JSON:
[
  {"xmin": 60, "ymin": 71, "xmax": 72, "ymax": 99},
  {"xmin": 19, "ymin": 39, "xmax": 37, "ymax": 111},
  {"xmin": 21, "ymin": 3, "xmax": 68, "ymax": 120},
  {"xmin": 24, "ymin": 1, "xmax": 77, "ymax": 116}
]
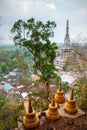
[
  {"xmin": 70, "ymin": 88, "xmax": 73, "ymax": 100},
  {"xmin": 51, "ymin": 94, "xmax": 55, "ymax": 107},
  {"xmin": 28, "ymin": 98, "xmax": 33, "ymax": 113},
  {"xmin": 58, "ymin": 80, "xmax": 62, "ymax": 91}
]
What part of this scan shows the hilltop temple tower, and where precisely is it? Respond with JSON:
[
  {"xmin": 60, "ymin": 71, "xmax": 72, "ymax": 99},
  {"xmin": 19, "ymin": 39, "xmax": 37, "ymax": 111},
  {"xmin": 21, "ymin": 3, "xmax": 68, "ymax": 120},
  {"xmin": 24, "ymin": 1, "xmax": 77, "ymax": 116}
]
[
  {"xmin": 64, "ymin": 19, "xmax": 70, "ymax": 46},
  {"xmin": 61, "ymin": 19, "xmax": 73, "ymax": 59}
]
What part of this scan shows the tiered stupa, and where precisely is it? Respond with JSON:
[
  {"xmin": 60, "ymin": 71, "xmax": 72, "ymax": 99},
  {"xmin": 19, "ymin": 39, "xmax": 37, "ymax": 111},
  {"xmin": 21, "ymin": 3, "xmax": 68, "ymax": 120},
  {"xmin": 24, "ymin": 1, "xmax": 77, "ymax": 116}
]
[
  {"xmin": 46, "ymin": 94, "xmax": 60, "ymax": 121},
  {"xmin": 64, "ymin": 89, "xmax": 78, "ymax": 114},
  {"xmin": 23, "ymin": 98, "xmax": 39, "ymax": 129},
  {"xmin": 55, "ymin": 81, "xmax": 65, "ymax": 104}
]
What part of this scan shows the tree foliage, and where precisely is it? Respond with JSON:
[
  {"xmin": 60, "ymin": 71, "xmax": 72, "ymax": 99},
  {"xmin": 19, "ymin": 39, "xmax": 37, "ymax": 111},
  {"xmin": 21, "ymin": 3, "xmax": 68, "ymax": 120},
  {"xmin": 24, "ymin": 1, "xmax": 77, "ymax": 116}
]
[
  {"xmin": 76, "ymin": 77, "xmax": 87, "ymax": 109},
  {"xmin": 0, "ymin": 49, "xmax": 29, "ymax": 74},
  {"xmin": 63, "ymin": 43, "xmax": 87, "ymax": 75},
  {"xmin": 0, "ymin": 62, "xmax": 8, "ymax": 74},
  {"xmin": 0, "ymin": 95, "xmax": 25, "ymax": 130},
  {"xmin": 11, "ymin": 18, "xmax": 58, "ymax": 98}
]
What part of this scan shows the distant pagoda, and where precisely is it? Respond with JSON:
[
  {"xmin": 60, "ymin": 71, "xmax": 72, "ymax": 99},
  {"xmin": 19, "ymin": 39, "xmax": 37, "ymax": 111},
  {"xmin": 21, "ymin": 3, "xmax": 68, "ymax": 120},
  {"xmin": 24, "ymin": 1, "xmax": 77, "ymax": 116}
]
[
  {"xmin": 64, "ymin": 19, "xmax": 70, "ymax": 46},
  {"xmin": 61, "ymin": 19, "xmax": 73, "ymax": 59}
]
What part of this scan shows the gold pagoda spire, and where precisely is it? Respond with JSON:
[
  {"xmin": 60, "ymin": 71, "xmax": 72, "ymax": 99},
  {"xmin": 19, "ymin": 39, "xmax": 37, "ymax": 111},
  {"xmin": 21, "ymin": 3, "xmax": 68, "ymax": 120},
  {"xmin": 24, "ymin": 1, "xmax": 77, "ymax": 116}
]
[
  {"xmin": 64, "ymin": 88, "xmax": 78, "ymax": 114},
  {"xmin": 58, "ymin": 81, "xmax": 62, "ymax": 91},
  {"xmin": 28, "ymin": 98, "xmax": 33, "ymax": 113},
  {"xmin": 46, "ymin": 94, "xmax": 60, "ymax": 121},
  {"xmin": 23, "ymin": 98, "xmax": 39, "ymax": 129},
  {"xmin": 70, "ymin": 88, "xmax": 73, "ymax": 100},
  {"xmin": 55, "ymin": 80, "xmax": 65, "ymax": 104},
  {"xmin": 51, "ymin": 94, "xmax": 55, "ymax": 107},
  {"xmin": 64, "ymin": 19, "xmax": 70, "ymax": 46}
]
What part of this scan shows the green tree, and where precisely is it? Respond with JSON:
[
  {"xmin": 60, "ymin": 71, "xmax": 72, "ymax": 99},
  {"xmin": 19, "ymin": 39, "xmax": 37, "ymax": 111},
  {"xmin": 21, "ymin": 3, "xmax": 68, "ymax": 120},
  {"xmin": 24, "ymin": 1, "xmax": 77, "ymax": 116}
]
[
  {"xmin": 0, "ymin": 62, "xmax": 8, "ymax": 74},
  {"xmin": 17, "ymin": 54, "xmax": 28, "ymax": 72},
  {"xmin": 62, "ymin": 82, "xmax": 70, "ymax": 93},
  {"xmin": 11, "ymin": 18, "xmax": 58, "ymax": 99},
  {"xmin": 64, "ymin": 42, "xmax": 87, "ymax": 74},
  {"xmin": 19, "ymin": 76, "xmax": 31, "ymax": 87},
  {"xmin": 0, "ymin": 50, "xmax": 8, "ymax": 64},
  {"xmin": 9, "ymin": 57, "xmax": 18, "ymax": 70},
  {"xmin": 76, "ymin": 77, "xmax": 87, "ymax": 109},
  {"xmin": 0, "ymin": 95, "xmax": 25, "ymax": 130}
]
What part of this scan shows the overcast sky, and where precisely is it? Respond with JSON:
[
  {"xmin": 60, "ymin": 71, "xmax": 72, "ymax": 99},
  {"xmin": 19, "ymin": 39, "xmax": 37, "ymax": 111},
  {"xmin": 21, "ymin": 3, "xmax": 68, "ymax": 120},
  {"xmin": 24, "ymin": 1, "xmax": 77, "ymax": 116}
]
[{"xmin": 0, "ymin": 0, "xmax": 87, "ymax": 44}]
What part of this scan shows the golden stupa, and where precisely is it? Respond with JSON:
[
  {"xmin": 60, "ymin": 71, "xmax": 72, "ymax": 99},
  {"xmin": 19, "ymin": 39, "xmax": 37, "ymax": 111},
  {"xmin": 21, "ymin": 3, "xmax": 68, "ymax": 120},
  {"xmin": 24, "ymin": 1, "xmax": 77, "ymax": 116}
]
[
  {"xmin": 55, "ymin": 81, "xmax": 65, "ymax": 104},
  {"xmin": 23, "ymin": 98, "xmax": 39, "ymax": 129},
  {"xmin": 46, "ymin": 94, "xmax": 60, "ymax": 121},
  {"xmin": 64, "ymin": 89, "xmax": 78, "ymax": 114}
]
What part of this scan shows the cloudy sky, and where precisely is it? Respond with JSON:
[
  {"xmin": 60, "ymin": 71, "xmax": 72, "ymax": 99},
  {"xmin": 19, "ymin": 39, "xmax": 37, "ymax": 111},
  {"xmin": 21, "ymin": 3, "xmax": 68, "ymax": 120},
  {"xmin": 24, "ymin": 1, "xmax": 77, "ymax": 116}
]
[{"xmin": 0, "ymin": 0, "xmax": 87, "ymax": 44}]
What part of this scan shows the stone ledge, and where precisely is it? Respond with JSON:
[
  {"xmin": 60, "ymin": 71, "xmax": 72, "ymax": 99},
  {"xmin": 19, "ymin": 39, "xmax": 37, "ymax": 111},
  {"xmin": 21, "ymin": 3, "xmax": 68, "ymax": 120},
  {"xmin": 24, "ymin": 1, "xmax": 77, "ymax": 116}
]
[
  {"xmin": 17, "ymin": 104, "xmax": 85, "ymax": 129},
  {"xmin": 59, "ymin": 104, "xmax": 85, "ymax": 118}
]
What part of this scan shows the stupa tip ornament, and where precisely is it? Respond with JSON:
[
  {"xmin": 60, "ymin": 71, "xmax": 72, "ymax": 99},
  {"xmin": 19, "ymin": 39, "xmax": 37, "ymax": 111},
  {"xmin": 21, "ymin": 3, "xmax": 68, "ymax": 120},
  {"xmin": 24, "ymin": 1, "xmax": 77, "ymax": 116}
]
[
  {"xmin": 55, "ymin": 81, "xmax": 65, "ymax": 104},
  {"xmin": 64, "ymin": 88, "xmax": 78, "ymax": 114},
  {"xmin": 58, "ymin": 80, "xmax": 62, "ymax": 91},
  {"xmin": 70, "ymin": 88, "xmax": 74, "ymax": 100},
  {"xmin": 46, "ymin": 94, "xmax": 60, "ymax": 121},
  {"xmin": 28, "ymin": 98, "xmax": 33, "ymax": 113},
  {"xmin": 51, "ymin": 94, "xmax": 55, "ymax": 107},
  {"xmin": 23, "ymin": 98, "xmax": 39, "ymax": 129}
]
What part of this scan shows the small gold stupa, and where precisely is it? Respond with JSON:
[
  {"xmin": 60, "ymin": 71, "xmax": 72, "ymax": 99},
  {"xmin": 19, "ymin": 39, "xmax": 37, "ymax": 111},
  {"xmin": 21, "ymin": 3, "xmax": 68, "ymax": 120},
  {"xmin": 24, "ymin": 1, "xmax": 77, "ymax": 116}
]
[
  {"xmin": 23, "ymin": 98, "xmax": 39, "ymax": 129},
  {"xmin": 55, "ymin": 81, "xmax": 65, "ymax": 104},
  {"xmin": 64, "ymin": 89, "xmax": 78, "ymax": 114},
  {"xmin": 46, "ymin": 94, "xmax": 60, "ymax": 121}
]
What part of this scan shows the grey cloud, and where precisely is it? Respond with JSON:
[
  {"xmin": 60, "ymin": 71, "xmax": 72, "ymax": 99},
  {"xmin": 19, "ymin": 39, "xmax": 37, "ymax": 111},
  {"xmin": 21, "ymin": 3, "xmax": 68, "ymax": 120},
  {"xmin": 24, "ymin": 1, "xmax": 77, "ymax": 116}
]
[{"xmin": 0, "ymin": 0, "xmax": 87, "ymax": 44}]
